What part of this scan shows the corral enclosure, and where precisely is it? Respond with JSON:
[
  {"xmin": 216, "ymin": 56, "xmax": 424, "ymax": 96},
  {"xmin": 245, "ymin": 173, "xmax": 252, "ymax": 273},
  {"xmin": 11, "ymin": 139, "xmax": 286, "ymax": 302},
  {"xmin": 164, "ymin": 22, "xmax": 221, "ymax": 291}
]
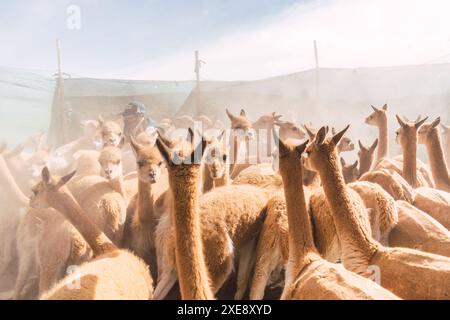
[
  {"xmin": 3, "ymin": 0, "xmax": 450, "ymax": 303},
  {"xmin": 1, "ymin": 63, "xmax": 450, "ymax": 161}
]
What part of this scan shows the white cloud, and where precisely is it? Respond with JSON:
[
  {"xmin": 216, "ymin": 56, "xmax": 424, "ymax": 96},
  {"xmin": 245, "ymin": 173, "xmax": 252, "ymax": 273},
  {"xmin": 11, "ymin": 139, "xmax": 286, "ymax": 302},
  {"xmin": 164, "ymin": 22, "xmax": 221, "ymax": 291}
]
[{"xmin": 111, "ymin": 0, "xmax": 450, "ymax": 81}]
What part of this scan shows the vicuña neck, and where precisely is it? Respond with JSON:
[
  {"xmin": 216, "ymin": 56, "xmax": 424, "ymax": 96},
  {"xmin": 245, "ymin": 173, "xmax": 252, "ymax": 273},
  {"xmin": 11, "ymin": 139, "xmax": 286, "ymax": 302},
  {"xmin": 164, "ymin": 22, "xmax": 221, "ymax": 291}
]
[
  {"xmin": 280, "ymin": 163, "xmax": 319, "ymax": 269},
  {"xmin": 201, "ymin": 165, "xmax": 214, "ymax": 193},
  {"xmin": 377, "ymin": 121, "xmax": 389, "ymax": 162},
  {"xmin": 318, "ymin": 152, "xmax": 378, "ymax": 265},
  {"xmin": 50, "ymin": 189, "xmax": 116, "ymax": 256},
  {"xmin": 425, "ymin": 131, "xmax": 450, "ymax": 191},
  {"xmin": 170, "ymin": 169, "xmax": 214, "ymax": 300},
  {"xmin": 359, "ymin": 154, "xmax": 373, "ymax": 176},
  {"xmin": 402, "ymin": 139, "xmax": 418, "ymax": 188},
  {"xmin": 137, "ymin": 179, "xmax": 155, "ymax": 224},
  {"xmin": 444, "ymin": 137, "xmax": 450, "ymax": 170}
]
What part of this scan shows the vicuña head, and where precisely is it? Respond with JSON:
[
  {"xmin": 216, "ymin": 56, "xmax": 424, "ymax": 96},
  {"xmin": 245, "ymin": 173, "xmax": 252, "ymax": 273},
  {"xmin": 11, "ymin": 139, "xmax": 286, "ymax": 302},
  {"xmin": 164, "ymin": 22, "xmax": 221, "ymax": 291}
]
[
  {"xmin": 226, "ymin": 108, "xmax": 254, "ymax": 139},
  {"xmin": 395, "ymin": 114, "xmax": 427, "ymax": 145},
  {"xmin": 30, "ymin": 167, "xmax": 77, "ymax": 211},
  {"xmin": 341, "ymin": 157, "xmax": 359, "ymax": 184},
  {"xmin": 98, "ymin": 146, "xmax": 123, "ymax": 180},
  {"xmin": 418, "ymin": 117, "xmax": 441, "ymax": 145},
  {"xmin": 203, "ymin": 130, "xmax": 228, "ymax": 180},
  {"xmin": 365, "ymin": 104, "xmax": 388, "ymax": 126},
  {"xmin": 275, "ymin": 119, "xmax": 305, "ymax": 141},
  {"xmin": 332, "ymin": 127, "xmax": 354, "ymax": 152},
  {"xmin": 130, "ymin": 137, "xmax": 164, "ymax": 184},
  {"xmin": 252, "ymin": 112, "xmax": 282, "ymax": 130},
  {"xmin": 98, "ymin": 115, "xmax": 123, "ymax": 147},
  {"xmin": 357, "ymin": 139, "xmax": 378, "ymax": 176},
  {"xmin": 304, "ymin": 125, "xmax": 350, "ymax": 173}
]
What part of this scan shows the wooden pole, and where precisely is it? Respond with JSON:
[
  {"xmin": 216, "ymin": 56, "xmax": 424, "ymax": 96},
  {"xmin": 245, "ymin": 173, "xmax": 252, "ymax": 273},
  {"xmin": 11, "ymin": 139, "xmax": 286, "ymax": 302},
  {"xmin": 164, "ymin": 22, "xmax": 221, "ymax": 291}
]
[
  {"xmin": 48, "ymin": 39, "xmax": 68, "ymax": 146},
  {"xmin": 313, "ymin": 40, "xmax": 320, "ymax": 113},
  {"xmin": 194, "ymin": 50, "xmax": 206, "ymax": 116},
  {"xmin": 57, "ymin": 39, "xmax": 63, "ymax": 79},
  {"xmin": 195, "ymin": 50, "xmax": 200, "ymax": 84},
  {"xmin": 56, "ymin": 39, "xmax": 69, "ymax": 143},
  {"xmin": 313, "ymin": 40, "xmax": 319, "ymax": 69}
]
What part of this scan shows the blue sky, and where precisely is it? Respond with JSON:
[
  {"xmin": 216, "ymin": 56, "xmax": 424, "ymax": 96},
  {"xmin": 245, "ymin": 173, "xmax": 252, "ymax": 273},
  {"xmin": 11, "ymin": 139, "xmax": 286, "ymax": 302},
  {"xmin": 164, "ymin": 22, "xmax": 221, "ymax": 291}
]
[
  {"xmin": 0, "ymin": 0, "xmax": 307, "ymax": 77},
  {"xmin": 2, "ymin": 0, "xmax": 450, "ymax": 80}
]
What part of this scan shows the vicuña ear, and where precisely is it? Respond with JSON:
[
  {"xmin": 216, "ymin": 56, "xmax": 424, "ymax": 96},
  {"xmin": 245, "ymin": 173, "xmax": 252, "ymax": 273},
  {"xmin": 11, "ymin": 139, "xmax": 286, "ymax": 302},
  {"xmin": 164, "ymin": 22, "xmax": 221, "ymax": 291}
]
[
  {"xmin": 382, "ymin": 104, "xmax": 388, "ymax": 111},
  {"xmin": 304, "ymin": 125, "xmax": 315, "ymax": 140},
  {"xmin": 295, "ymin": 140, "xmax": 309, "ymax": 157},
  {"xmin": 191, "ymin": 136, "xmax": 208, "ymax": 164},
  {"xmin": 340, "ymin": 157, "xmax": 346, "ymax": 166},
  {"xmin": 358, "ymin": 140, "xmax": 367, "ymax": 152},
  {"xmin": 97, "ymin": 115, "xmax": 105, "ymax": 125},
  {"xmin": 41, "ymin": 167, "xmax": 51, "ymax": 185},
  {"xmin": 415, "ymin": 116, "xmax": 429, "ymax": 129},
  {"xmin": 129, "ymin": 136, "xmax": 142, "ymax": 156},
  {"xmin": 240, "ymin": 109, "xmax": 246, "ymax": 117},
  {"xmin": 430, "ymin": 117, "xmax": 441, "ymax": 129},
  {"xmin": 315, "ymin": 127, "xmax": 327, "ymax": 146},
  {"xmin": 155, "ymin": 137, "xmax": 172, "ymax": 165},
  {"xmin": 371, "ymin": 105, "xmax": 380, "ymax": 112},
  {"xmin": 157, "ymin": 129, "xmax": 175, "ymax": 148},
  {"xmin": 370, "ymin": 139, "xmax": 379, "ymax": 153},
  {"xmin": 352, "ymin": 160, "xmax": 359, "ymax": 169},
  {"xmin": 396, "ymin": 115, "xmax": 407, "ymax": 128},
  {"xmin": 217, "ymin": 130, "xmax": 226, "ymax": 142},
  {"xmin": 331, "ymin": 125, "xmax": 350, "ymax": 146},
  {"xmin": 57, "ymin": 170, "xmax": 77, "ymax": 189},
  {"xmin": 273, "ymin": 130, "xmax": 287, "ymax": 154},
  {"xmin": 226, "ymin": 108, "xmax": 235, "ymax": 121}
]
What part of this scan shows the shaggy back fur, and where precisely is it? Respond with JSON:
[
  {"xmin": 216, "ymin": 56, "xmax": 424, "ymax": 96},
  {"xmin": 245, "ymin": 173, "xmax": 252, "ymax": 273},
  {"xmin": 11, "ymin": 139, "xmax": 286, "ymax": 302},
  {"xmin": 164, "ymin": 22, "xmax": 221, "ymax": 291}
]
[
  {"xmin": 275, "ymin": 134, "xmax": 398, "ymax": 300},
  {"xmin": 31, "ymin": 167, "xmax": 153, "ymax": 300},
  {"xmin": 306, "ymin": 126, "xmax": 450, "ymax": 299}
]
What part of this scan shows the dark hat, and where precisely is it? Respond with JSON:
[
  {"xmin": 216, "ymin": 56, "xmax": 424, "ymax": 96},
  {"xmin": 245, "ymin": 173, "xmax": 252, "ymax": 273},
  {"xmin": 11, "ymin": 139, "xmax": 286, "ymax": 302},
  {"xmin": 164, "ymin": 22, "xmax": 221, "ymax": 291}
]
[{"xmin": 123, "ymin": 101, "xmax": 146, "ymax": 116}]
